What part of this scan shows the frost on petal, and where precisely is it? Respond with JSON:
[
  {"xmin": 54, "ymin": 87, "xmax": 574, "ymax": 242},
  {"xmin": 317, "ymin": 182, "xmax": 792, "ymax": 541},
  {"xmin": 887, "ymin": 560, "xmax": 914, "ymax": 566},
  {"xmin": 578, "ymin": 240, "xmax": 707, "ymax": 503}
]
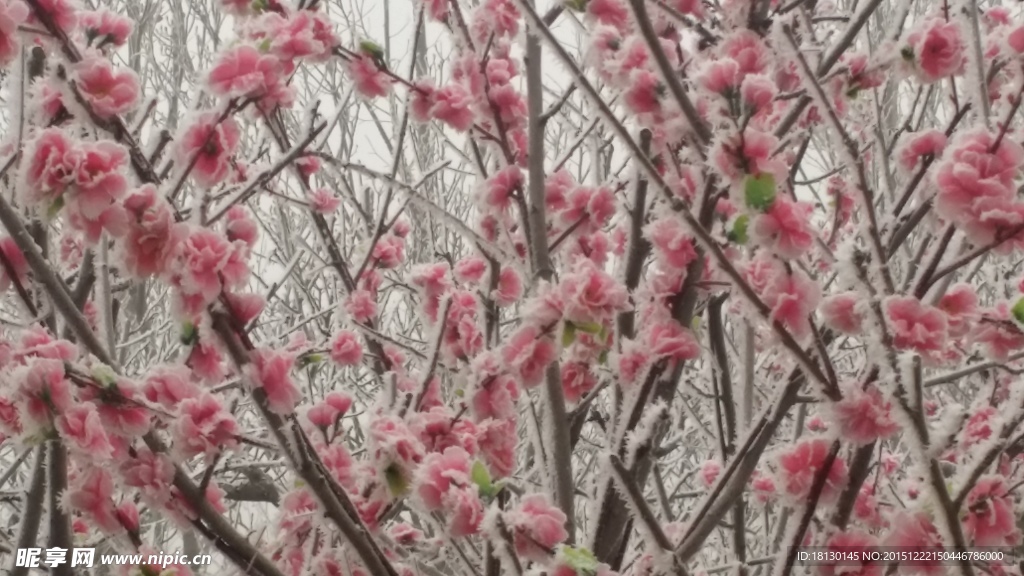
[
  {"xmin": 0, "ymin": 0, "xmax": 28, "ymax": 66},
  {"xmin": 903, "ymin": 18, "xmax": 965, "ymax": 83},
  {"xmin": 73, "ymin": 56, "xmax": 140, "ymax": 119},
  {"xmin": 775, "ymin": 438, "xmax": 847, "ymax": 504},
  {"xmin": 175, "ymin": 112, "xmax": 240, "ymax": 188},
  {"xmin": 507, "ymin": 494, "xmax": 568, "ymax": 563},
  {"xmin": 329, "ymin": 329, "xmax": 363, "ymax": 366},
  {"xmin": 884, "ymin": 296, "xmax": 948, "ymax": 358},
  {"xmin": 830, "ymin": 384, "xmax": 899, "ymax": 445},
  {"xmin": 250, "ymin": 348, "xmax": 301, "ymax": 415}
]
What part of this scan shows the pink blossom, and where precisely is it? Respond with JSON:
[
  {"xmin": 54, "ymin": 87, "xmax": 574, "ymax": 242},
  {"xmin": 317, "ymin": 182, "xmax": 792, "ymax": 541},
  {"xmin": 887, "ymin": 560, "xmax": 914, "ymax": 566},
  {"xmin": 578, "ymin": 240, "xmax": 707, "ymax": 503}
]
[
  {"xmin": 896, "ymin": 130, "xmax": 947, "ymax": 172},
  {"xmin": 17, "ymin": 358, "xmax": 73, "ymax": 425},
  {"xmin": 16, "ymin": 327, "xmax": 78, "ymax": 362},
  {"xmin": 171, "ymin": 227, "xmax": 248, "ymax": 313},
  {"xmin": 721, "ymin": 30, "xmax": 769, "ymax": 75},
  {"xmin": 751, "ymin": 471, "xmax": 775, "ymax": 503},
  {"xmin": 493, "ymin": 267, "xmax": 522, "ymax": 306},
  {"xmin": 207, "ymin": 45, "xmax": 290, "ymax": 104},
  {"xmin": 972, "ymin": 303, "xmax": 1024, "ymax": 360},
  {"xmin": 1009, "ymin": 25, "xmax": 1024, "ymax": 54},
  {"xmin": 346, "ymin": 289, "xmax": 378, "ymax": 323},
  {"xmin": 224, "ymin": 205, "xmax": 258, "ymax": 249},
  {"xmin": 481, "ymin": 165, "xmax": 523, "ymax": 213},
  {"xmin": 371, "ymin": 234, "xmax": 405, "ymax": 268},
  {"xmin": 419, "ymin": 0, "xmax": 448, "ymax": 21},
  {"xmin": 934, "ymin": 129, "xmax": 1024, "ymax": 246},
  {"xmin": 0, "ymin": 0, "xmax": 28, "ymax": 66},
  {"xmin": 831, "ymin": 384, "xmax": 899, "ymax": 445},
  {"xmin": 471, "ymin": 0, "xmax": 519, "ymax": 42},
  {"xmin": 806, "ymin": 415, "xmax": 828, "ymax": 432},
  {"xmin": 819, "ymin": 531, "xmax": 882, "ymax": 576},
  {"xmin": 415, "ymin": 446, "xmax": 472, "ymax": 510},
  {"xmin": 710, "ymin": 130, "xmax": 785, "ymax": 182},
  {"xmin": 886, "ymin": 512, "xmax": 944, "ymax": 576},
  {"xmin": 419, "ymin": 83, "xmax": 475, "ymax": 132},
  {"xmin": 260, "ymin": 11, "xmax": 337, "ymax": 63},
  {"xmin": 508, "ymin": 494, "xmax": 568, "ymax": 563},
  {"xmin": 143, "ymin": 365, "xmax": 199, "ymax": 408},
  {"xmin": 21, "ymin": 128, "xmax": 77, "ymax": 207},
  {"xmin": 820, "ymin": 292, "xmax": 864, "ymax": 334},
  {"xmin": 176, "ymin": 112, "xmax": 240, "ymax": 188},
  {"xmin": 751, "ymin": 198, "xmax": 815, "ymax": 260},
  {"xmin": 741, "ymin": 74, "xmax": 777, "ymax": 112},
  {"xmin": 0, "ymin": 236, "xmax": 27, "ymax": 292},
  {"xmin": 28, "ymin": 0, "xmax": 77, "ymax": 34},
  {"xmin": 307, "ymin": 403, "xmax": 338, "ymax": 430},
  {"xmin": 57, "ymin": 403, "xmax": 113, "ymax": 459},
  {"xmin": 470, "ymin": 366, "xmax": 519, "ymax": 419},
  {"xmin": 884, "ymin": 296, "xmax": 948, "ymax": 357},
  {"xmin": 121, "ymin": 185, "xmax": 184, "ymax": 278},
  {"xmin": 646, "ymin": 217, "xmax": 698, "ymax": 270},
  {"xmin": 83, "ymin": 379, "xmax": 149, "ymax": 437},
  {"xmin": 251, "ymin": 348, "xmax": 300, "ymax": 415},
  {"xmin": 624, "ymin": 69, "xmax": 662, "ymax": 115},
  {"xmin": 776, "ymin": 438, "xmax": 848, "ymax": 503},
  {"xmin": 905, "ymin": 18, "xmax": 964, "ymax": 83},
  {"xmin": 80, "ymin": 9, "xmax": 133, "ymax": 47},
  {"xmin": 645, "ymin": 320, "xmax": 701, "ymax": 361},
  {"xmin": 962, "ymin": 476, "xmax": 1022, "ymax": 547},
  {"xmin": 67, "ymin": 467, "xmax": 120, "ymax": 534},
  {"xmin": 616, "ymin": 341, "xmax": 650, "ymax": 386},
  {"xmin": 347, "ymin": 55, "xmax": 393, "ymax": 99},
  {"xmin": 587, "ymin": 0, "xmax": 629, "ymax": 29},
  {"xmin": 699, "ymin": 59, "xmax": 741, "ymax": 94},
  {"xmin": 562, "ymin": 185, "xmax": 616, "ymax": 231},
  {"xmin": 762, "ymin": 269, "xmax": 821, "ymax": 340},
  {"xmin": 175, "ymin": 393, "xmax": 239, "ymax": 461},
  {"xmin": 700, "ymin": 460, "xmax": 721, "ymax": 488},
  {"xmin": 477, "ymin": 418, "xmax": 516, "ymax": 478},
  {"xmin": 938, "ymin": 283, "xmax": 978, "ymax": 337},
  {"xmin": 455, "ymin": 256, "xmax": 488, "ymax": 284},
  {"xmin": 329, "ymin": 329, "xmax": 363, "ymax": 366},
  {"xmin": 73, "ymin": 57, "xmax": 139, "ymax": 119},
  {"xmin": 309, "ymin": 187, "xmax": 341, "ymax": 214},
  {"xmin": 501, "ymin": 325, "xmax": 557, "ymax": 388},
  {"xmin": 224, "ymin": 291, "xmax": 264, "ymax": 326},
  {"xmin": 560, "ymin": 361, "xmax": 597, "ymax": 404},
  {"xmin": 559, "ymin": 258, "xmax": 629, "ymax": 324},
  {"xmin": 369, "ymin": 415, "xmax": 425, "ymax": 485}
]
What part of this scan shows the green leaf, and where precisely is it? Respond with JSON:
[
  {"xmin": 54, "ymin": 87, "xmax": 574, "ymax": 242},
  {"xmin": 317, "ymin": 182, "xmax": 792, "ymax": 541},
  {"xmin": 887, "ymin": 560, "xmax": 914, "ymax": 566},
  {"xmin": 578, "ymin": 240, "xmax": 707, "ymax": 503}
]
[
  {"xmin": 471, "ymin": 460, "xmax": 496, "ymax": 497},
  {"xmin": 564, "ymin": 0, "xmax": 588, "ymax": 11},
  {"xmin": 559, "ymin": 545, "xmax": 600, "ymax": 575},
  {"xmin": 691, "ymin": 316, "xmax": 702, "ymax": 332},
  {"xmin": 258, "ymin": 38, "xmax": 272, "ymax": 53},
  {"xmin": 250, "ymin": 0, "xmax": 269, "ymax": 13},
  {"xmin": 727, "ymin": 214, "xmax": 749, "ymax": 244},
  {"xmin": 598, "ymin": 350, "xmax": 608, "ymax": 365},
  {"xmin": 47, "ymin": 196, "xmax": 65, "ymax": 219},
  {"xmin": 563, "ymin": 322, "xmax": 577, "ymax": 347},
  {"xmin": 454, "ymin": 387, "xmax": 465, "ymax": 398},
  {"xmin": 359, "ymin": 40, "xmax": 385, "ymax": 60},
  {"xmin": 298, "ymin": 353, "xmax": 324, "ymax": 368},
  {"xmin": 91, "ymin": 365, "xmax": 116, "ymax": 387},
  {"xmin": 1012, "ymin": 298, "xmax": 1024, "ymax": 324},
  {"xmin": 575, "ymin": 321, "xmax": 603, "ymax": 335},
  {"xmin": 384, "ymin": 464, "xmax": 409, "ymax": 497},
  {"xmin": 180, "ymin": 321, "xmax": 198, "ymax": 346},
  {"xmin": 744, "ymin": 173, "xmax": 776, "ymax": 211}
]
